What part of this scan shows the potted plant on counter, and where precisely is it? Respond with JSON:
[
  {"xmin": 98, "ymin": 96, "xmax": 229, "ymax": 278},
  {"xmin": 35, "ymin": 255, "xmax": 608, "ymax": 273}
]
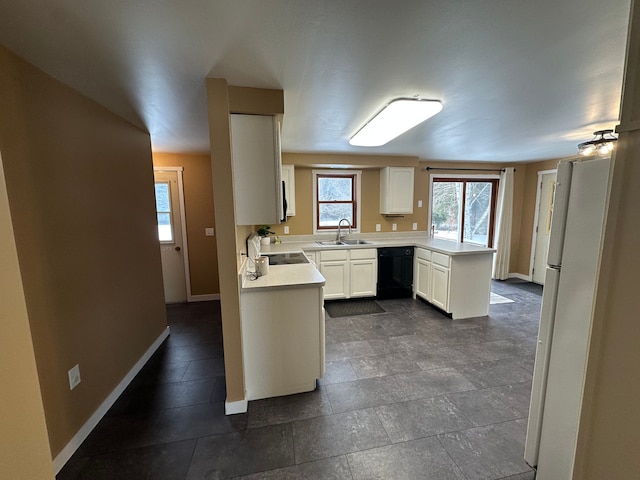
[{"xmin": 257, "ymin": 225, "xmax": 274, "ymax": 245}]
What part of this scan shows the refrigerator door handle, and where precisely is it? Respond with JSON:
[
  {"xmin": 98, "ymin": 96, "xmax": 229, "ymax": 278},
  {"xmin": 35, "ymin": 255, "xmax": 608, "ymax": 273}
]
[{"xmin": 546, "ymin": 161, "xmax": 573, "ymax": 267}]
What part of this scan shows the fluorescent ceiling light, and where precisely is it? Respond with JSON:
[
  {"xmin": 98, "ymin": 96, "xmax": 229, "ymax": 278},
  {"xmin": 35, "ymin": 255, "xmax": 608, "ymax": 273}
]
[{"xmin": 349, "ymin": 98, "xmax": 443, "ymax": 147}]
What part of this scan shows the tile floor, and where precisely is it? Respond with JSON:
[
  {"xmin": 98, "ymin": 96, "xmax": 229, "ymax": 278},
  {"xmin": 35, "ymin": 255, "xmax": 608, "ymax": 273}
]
[{"xmin": 57, "ymin": 280, "xmax": 542, "ymax": 480}]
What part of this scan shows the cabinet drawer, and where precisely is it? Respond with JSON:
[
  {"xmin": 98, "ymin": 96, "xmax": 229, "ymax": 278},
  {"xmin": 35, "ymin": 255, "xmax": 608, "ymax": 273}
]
[
  {"xmin": 416, "ymin": 248, "xmax": 431, "ymax": 261},
  {"xmin": 320, "ymin": 249, "xmax": 348, "ymax": 262},
  {"xmin": 350, "ymin": 248, "xmax": 376, "ymax": 260},
  {"xmin": 432, "ymin": 252, "xmax": 451, "ymax": 267}
]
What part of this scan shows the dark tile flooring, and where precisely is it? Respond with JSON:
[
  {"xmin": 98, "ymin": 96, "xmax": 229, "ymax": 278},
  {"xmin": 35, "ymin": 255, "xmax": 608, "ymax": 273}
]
[{"xmin": 57, "ymin": 280, "xmax": 541, "ymax": 480}]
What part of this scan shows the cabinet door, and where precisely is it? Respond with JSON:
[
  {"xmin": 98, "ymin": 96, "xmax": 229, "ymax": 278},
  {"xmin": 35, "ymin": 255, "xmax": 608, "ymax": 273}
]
[
  {"xmin": 415, "ymin": 258, "xmax": 431, "ymax": 301},
  {"xmin": 320, "ymin": 261, "xmax": 349, "ymax": 299},
  {"xmin": 350, "ymin": 259, "xmax": 377, "ymax": 297},
  {"xmin": 380, "ymin": 167, "xmax": 414, "ymax": 214},
  {"xmin": 281, "ymin": 164, "xmax": 296, "ymax": 216},
  {"xmin": 231, "ymin": 114, "xmax": 283, "ymax": 225},
  {"xmin": 431, "ymin": 264, "xmax": 450, "ymax": 311}
]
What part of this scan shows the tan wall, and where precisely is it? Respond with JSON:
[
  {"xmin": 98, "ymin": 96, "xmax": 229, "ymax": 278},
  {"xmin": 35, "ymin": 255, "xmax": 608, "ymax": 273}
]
[
  {"xmin": 514, "ymin": 158, "xmax": 563, "ymax": 275},
  {"xmin": 0, "ymin": 46, "xmax": 167, "ymax": 457},
  {"xmin": 152, "ymin": 153, "xmax": 220, "ymax": 295},
  {"xmin": 0, "ymin": 152, "xmax": 54, "ymax": 479},
  {"xmin": 573, "ymin": 130, "xmax": 640, "ymax": 478},
  {"xmin": 278, "ymin": 155, "xmax": 523, "ymax": 271},
  {"xmin": 206, "ymin": 80, "xmax": 284, "ymax": 404},
  {"xmin": 574, "ymin": 3, "xmax": 640, "ymax": 476}
]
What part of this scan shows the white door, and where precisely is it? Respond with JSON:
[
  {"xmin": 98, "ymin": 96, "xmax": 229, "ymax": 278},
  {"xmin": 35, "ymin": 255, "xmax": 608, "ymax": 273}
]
[
  {"xmin": 532, "ymin": 171, "xmax": 557, "ymax": 284},
  {"xmin": 154, "ymin": 170, "xmax": 187, "ymax": 303}
]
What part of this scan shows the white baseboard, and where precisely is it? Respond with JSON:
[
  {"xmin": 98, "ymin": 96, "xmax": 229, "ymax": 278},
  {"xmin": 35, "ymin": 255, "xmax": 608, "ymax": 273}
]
[
  {"xmin": 225, "ymin": 398, "xmax": 248, "ymax": 415},
  {"xmin": 509, "ymin": 272, "xmax": 532, "ymax": 281},
  {"xmin": 189, "ymin": 293, "xmax": 220, "ymax": 302},
  {"xmin": 53, "ymin": 327, "xmax": 170, "ymax": 474}
]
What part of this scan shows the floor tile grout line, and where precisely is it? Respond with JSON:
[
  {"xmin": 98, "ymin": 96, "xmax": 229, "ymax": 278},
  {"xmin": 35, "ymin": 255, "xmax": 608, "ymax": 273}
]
[
  {"xmin": 183, "ymin": 436, "xmax": 199, "ymax": 480},
  {"xmin": 436, "ymin": 434, "xmax": 474, "ymax": 480}
]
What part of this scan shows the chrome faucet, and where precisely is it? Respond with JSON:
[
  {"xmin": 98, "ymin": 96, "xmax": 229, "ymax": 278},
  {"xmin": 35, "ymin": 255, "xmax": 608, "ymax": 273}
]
[{"xmin": 336, "ymin": 218, "xmax": 352, "ymax": 241}]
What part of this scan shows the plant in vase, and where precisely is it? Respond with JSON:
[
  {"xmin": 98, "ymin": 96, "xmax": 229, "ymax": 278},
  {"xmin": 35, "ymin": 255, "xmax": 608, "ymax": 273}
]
[{"xmin": 257, "ymin": 225, "xmax": 274, "ymax": 245}]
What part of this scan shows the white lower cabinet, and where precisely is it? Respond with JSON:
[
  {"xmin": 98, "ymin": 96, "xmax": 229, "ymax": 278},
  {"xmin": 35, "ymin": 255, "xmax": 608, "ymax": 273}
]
[
  {"xmin": 320, "ymin": 261, "xmax": 349, "ymax": 299},
  {"xmin": 318, "ymin": 248, "xmax": 377, "ymax": 299},
  {"xmin": 241, "ymin": 285, "xmax": 325, "ymax": 401},
  {"xmin": 414, "ymin": 257, "xmax": 432, "ymax": 301},
  {"xmin": 304, "ymin": 251, "xmax": 317, "ymax": 266},
  {"xmin": 413, "ymin": 247, "xmax": 492, "ymax": 319},
  {"xmin": 430, "ymin": 264, "xmax": 450, "ymax": 311}
]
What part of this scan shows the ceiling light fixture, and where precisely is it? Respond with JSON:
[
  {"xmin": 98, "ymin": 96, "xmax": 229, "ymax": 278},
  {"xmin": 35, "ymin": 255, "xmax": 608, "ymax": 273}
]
[
  {"xmin": 577, "ymin": 129, "xmax": 617, "ymax": 156},
  {"xmin": 349, "ymin": 98, "xmax": 443, "ymax": 147}
]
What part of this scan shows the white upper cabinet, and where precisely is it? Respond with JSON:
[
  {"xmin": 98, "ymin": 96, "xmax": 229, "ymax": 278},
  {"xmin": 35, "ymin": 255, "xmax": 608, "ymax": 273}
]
[
  {"xmin": 281, "ymin": 164, "xmax": 296, "ymax": 216},
  {"xmin": 380, "ymin": 166, "xmax": 414, "ymax": 214},
  {"xmin": 231, "ymin": 114, "xmax": 284, "ymax": 225}
]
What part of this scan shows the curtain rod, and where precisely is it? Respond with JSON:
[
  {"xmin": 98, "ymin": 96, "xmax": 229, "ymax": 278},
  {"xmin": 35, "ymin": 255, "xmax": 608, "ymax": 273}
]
[{"xmin": 425, "ymin": 167, "xmax": 514, "ymax": 173}]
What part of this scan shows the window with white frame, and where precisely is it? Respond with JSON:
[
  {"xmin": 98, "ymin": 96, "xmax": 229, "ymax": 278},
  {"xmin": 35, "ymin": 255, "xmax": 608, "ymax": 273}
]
[
  {"xmin": 429, "ymin": 176, "xmax": 499, "ymax": 247},
  {"xmin": 154, "ymin": 181, "xmax": 174, "ymax": 242},
  {"xmin": 313, "ymin": 170, "xmax": 361, "ymax": 233}
]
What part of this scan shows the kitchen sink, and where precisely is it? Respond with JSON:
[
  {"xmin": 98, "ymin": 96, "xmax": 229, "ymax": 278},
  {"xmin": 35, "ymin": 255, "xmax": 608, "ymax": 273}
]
[{"xmin": 316, "ymin": 239, "xmax": 372, "ymax": 246}]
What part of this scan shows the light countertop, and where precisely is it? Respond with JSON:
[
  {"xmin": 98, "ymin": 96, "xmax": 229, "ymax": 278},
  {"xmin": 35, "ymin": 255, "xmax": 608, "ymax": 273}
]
[
  {"xmin": 260, "ymin": 235, "xmax": 495, "ymax": 256},
  {"xmin": 242, "ymin": 234, "xmax": 494, "ymax": 292},
  {"xmin": 241, "ymin": 262, "xmax": 325, "ymax": 292}
]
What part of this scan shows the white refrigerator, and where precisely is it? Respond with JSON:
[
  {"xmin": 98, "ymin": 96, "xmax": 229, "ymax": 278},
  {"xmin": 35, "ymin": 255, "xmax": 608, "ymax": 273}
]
[{"xmin": 524, "ymin": 156, "xmax": 612, "ymax": 479}]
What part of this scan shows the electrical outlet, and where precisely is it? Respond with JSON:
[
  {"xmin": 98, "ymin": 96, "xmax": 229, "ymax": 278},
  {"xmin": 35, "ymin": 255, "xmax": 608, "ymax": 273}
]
[
  {"xmin": 418, "ymin": 200, "xmax": 423, "ymax": 208},
  {"xmin": 205, "ymin": 227, "xmax": 214, "ymax": 236},
  {"xmin": 68, "ymin": 364, "xmax": 81, "ymax": 390},
  {"xmin": 392, "ymin": 223, "xmax": 397, "ymax": 231},
  {"xmin": 284, "ymin": 226, "xmax": 289, "ymax": 234},
  {"xmin": 412, "ymin": 223, "xmax": 418, "ymax": 230},
  {"xmin": 376, "ymin": 224, "xmax": 381, "ymax": 232}
]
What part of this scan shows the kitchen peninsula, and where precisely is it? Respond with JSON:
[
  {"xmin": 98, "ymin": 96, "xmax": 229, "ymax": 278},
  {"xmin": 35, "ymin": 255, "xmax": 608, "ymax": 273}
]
[
  {"xmin": 262, "ymin": 234, "xmax": 495, "ymax": 320},
  {"xmin": 239, "ymin": 256, "xmax": 326, "ymax": 401}
]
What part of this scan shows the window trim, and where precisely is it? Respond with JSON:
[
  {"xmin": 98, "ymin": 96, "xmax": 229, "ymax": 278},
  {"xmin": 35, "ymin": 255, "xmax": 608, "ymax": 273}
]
[
  {"xmin": 428, "ymin": 173, "xmax": 500, "ymax": 247},
  {"xmin": 312, "ymin": 169, "xmax": 362, "ymax": 234},
  {"xmin": 155, "ymin": 180, "xmax": 175, "ymax": 244}
]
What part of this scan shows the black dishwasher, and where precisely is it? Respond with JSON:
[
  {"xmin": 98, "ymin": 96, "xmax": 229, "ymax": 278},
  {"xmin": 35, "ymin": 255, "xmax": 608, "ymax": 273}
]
[{"xmin": 377, "ymin": 247, "xmax": 414, "ymax": 299}]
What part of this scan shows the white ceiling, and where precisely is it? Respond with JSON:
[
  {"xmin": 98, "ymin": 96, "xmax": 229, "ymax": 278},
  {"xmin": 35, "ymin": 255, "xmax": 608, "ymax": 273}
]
[{"xmin": 0, "ymin": 0, "xmax": 631, "ymax": 162}]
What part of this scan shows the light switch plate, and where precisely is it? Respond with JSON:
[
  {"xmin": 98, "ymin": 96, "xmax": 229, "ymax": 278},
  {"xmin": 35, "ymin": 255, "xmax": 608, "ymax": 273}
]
[
  {"xmin": 418, "ymin": 200, "xmax": 423, "ymax": 208},
  {"xmin": 205, "ymin": 227, "xmax": 214, "ymax": 236}
]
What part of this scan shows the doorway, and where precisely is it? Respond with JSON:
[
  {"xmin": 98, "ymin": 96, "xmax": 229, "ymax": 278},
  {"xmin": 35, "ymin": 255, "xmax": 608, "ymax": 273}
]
[
  {"xmin": 154, "ymin": 168, "xmax": 190, "ymax": 303},
  {"xmin": 530, "ymin": 170, "xmax": 557, "ymax": 285}
]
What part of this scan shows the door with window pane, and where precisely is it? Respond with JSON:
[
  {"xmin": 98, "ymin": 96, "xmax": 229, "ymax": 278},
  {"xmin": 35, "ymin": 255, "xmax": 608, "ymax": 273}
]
[
  {"xmin": 154, "ymin": 170, "xmax": 187, "ymax": 303},
  {"xmin": 431, "ymin": 178, "xmax": 498, "ymax": 247}
]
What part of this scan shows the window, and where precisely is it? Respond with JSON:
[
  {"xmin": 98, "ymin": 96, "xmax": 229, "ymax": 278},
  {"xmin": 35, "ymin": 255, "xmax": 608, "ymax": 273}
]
[
  {"xmin": 430, "ymin": 177, "xmax": 499, "ymax": 247},
  {"xmin": 154, "ymin": 181, "xmax": 174, "ymax": 242},
  {"xmin": 313, "ymin": 170, "xmax": 361, "ymax": 232}
]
